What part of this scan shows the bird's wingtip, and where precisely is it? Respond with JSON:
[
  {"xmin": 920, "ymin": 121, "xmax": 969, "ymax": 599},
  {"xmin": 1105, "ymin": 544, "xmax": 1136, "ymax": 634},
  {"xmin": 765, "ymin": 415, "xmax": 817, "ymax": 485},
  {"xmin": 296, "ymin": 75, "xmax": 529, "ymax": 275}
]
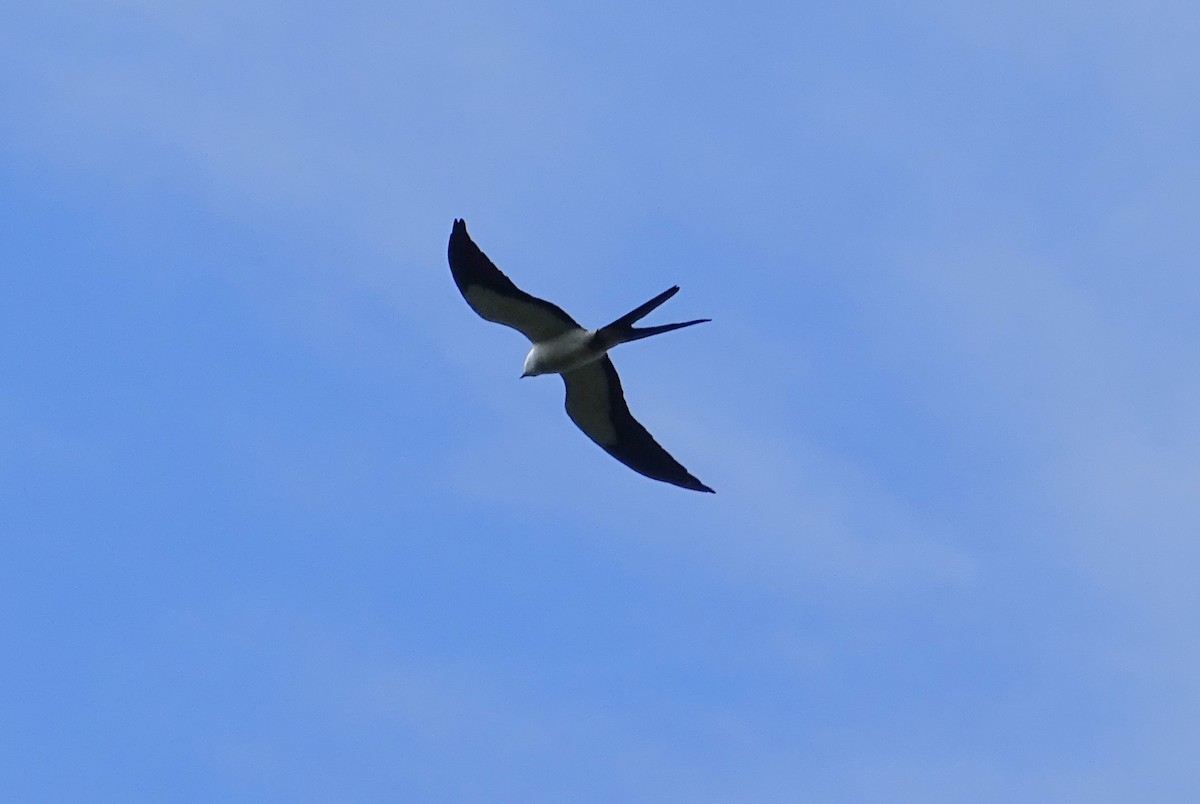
[{"xmin": 450, "ymin": 219, "xmax": 472, "ymax": 247}]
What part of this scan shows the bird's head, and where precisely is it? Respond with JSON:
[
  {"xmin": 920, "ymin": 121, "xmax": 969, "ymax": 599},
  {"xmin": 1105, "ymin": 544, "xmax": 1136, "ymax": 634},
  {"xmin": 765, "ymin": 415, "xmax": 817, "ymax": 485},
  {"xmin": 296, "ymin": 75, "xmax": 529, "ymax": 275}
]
[{"xmin": 521, "ymin": 350, "xmax": 551, "ymax": 378}]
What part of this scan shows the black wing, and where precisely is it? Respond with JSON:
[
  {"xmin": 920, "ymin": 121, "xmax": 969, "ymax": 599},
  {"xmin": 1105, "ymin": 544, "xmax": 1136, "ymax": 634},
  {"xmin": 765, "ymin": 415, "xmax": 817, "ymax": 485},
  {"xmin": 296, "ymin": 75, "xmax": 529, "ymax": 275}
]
[
  {"xmin": 447, "ymin": 219, "xmax": 579, "ymax": 342},
  {"xmin": 562, "ymin": 357, "xmax": 714, "ymax": 493}
]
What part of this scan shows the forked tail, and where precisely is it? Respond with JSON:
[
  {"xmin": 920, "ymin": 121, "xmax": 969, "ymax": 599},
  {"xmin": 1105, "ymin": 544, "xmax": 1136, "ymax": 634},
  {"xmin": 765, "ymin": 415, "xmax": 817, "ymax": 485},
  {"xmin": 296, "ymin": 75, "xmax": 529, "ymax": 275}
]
[{"xmin": 593, "ymin": 286, "xmax": 710, "ymax": 350}]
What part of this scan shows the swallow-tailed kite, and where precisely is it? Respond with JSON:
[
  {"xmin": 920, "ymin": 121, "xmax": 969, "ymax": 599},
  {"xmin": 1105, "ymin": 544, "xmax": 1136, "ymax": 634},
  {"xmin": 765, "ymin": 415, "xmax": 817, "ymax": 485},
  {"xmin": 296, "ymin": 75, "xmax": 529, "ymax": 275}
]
[{"xmin": 447, "ymin": 219, "xmax": 714, "ymax": 493}]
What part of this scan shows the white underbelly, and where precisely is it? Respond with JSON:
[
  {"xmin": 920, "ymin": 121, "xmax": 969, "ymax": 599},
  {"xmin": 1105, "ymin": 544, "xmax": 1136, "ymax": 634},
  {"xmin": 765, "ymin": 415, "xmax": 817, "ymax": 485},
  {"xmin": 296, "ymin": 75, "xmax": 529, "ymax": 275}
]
[{"xmin": 527, "ymin": 330, "xmax": 603, "ymax": 374}]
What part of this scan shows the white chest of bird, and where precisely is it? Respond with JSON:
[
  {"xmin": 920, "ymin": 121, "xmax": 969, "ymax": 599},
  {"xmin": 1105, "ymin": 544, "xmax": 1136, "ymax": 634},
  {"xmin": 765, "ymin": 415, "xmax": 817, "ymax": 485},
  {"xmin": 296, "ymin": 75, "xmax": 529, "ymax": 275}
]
[{"xmin": 522, "ymin": 329, "xmax": 601, "ymax": 377}]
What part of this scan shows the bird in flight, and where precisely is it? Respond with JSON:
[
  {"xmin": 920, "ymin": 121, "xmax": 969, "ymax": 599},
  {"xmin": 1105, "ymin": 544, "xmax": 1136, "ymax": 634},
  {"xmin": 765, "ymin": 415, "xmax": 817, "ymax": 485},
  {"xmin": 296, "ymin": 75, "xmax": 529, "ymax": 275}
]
[{"xmin": 447, "ymin": 219, "xmax": 714, "ymax": 493}]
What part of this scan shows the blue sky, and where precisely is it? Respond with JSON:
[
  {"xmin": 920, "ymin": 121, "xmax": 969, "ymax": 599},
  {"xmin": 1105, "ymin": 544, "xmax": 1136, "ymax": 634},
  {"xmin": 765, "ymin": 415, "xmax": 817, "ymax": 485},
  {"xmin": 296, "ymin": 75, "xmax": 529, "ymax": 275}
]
[{"xmin": 3, "ymin": 1, "xmax": 1199, "ymax": 801}]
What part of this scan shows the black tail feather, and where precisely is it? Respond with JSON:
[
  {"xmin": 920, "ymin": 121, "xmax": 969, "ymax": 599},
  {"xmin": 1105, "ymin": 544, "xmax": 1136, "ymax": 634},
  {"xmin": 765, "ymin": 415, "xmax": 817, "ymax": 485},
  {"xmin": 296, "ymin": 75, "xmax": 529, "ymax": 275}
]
[
  {"xmin": 617, "ymin": 318, "xmax": 711, "ymax": 344},
  {"xmin": 594, "ymin": 287, "xmax": 708, "ymax": 350},
  {"xmin": 605, "ymin": 286, "xmax": 680, "ymax": 331}
]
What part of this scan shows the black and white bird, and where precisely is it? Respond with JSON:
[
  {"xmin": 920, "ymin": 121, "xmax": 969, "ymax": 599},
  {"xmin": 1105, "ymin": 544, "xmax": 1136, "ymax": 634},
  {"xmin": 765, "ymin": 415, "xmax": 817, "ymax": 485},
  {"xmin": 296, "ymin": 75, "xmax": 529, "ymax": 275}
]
[{"xmin": 447, "ymin": 219, "xmax": 714, "ymax": 493}]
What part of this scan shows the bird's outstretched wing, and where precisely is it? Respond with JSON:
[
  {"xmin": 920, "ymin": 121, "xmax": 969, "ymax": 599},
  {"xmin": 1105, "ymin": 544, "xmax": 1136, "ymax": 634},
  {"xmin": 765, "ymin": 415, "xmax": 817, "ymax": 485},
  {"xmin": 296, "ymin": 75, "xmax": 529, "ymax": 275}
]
[
  {"xmin": 447, "ymin": 219, "xmax": 579, "ymax": 342},
  {"xmin": 563, "ymin": 357, "xmax": 714, "ymax": 493}
]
